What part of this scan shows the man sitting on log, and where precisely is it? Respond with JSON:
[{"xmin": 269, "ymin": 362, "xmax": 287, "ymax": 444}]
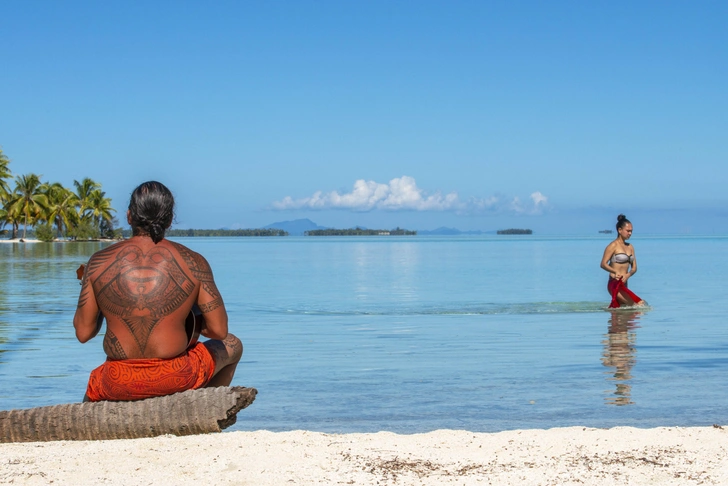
[{"xmin": 74, "ymin": 181, "xmax": 243, "ymax": 402}]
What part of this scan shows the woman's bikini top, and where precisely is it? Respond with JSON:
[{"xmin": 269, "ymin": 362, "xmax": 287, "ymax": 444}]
[{"xmin": 612, "ymin": 252, "xmax": 634, "ymax": 264}]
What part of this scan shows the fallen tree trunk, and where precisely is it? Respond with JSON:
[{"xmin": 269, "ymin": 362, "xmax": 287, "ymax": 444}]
[{"xmin": 0, "ymin": 386, "xmax": 257, "ymax": 443}]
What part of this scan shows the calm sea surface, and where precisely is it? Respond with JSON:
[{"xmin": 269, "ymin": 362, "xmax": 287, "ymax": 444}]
[{"xmin": 1, "ymin": 235, "xmax": 727, "ymax": 433}]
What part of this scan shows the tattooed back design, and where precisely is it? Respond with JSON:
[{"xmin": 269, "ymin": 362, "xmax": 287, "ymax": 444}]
[{"xmin": 84, "ymin": 243, "xmax": 197, "ymax": 356}]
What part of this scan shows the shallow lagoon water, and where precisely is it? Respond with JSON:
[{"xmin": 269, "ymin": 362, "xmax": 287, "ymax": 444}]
[{"xmin": 1, "ymin": 235, "xmax": 727, "ymax": 433}]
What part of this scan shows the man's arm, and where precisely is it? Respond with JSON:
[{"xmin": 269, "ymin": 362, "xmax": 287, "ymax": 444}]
[
  {"xmin": 171, "ymin": 242, "xmax": 229, "ymax": 339},
  {"xmin": 73, "ymin": 266, "xmax": 103, "ymax": 343},
  {"xmin": 195, "ymin": 255, "xmax": 228, "ymax": 340}
]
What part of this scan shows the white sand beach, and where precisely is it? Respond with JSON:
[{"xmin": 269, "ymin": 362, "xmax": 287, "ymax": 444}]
[
  {"xmin": 2, "ymin": 426, "xmax": 727, "ymax": 485},
  {"xmin": 0, "ymin": 238, "xmax": 118, "ymax": 244},
  {"xmin": 0, "ymin": 239, "xmax": 40, "ymax": 243}
]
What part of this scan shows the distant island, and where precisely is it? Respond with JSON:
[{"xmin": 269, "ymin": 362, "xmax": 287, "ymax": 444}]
[
  {"xmin": 164, "ymin": 229, "xmax": 288, "ymax": 237},
  {"xmin": 418, "ymin": 227, "xmax": 492, "ymax": 236},
  {"xmin": 598, "ymin": 229, "xmax": 613, "ymax": 234},
  {"xmin": 305, "ymin": 227, "xmax": 416, "ymax": 236},
  {"xmin": 263, "ymin": 218, "xmax": 327, "ymax": 236},
  {"xmin": 119, "ymin": 220, "xmax": 530, "ymax": 238}
]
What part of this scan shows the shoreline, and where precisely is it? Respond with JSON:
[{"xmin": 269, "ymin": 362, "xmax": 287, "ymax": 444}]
[
  {"xmin": 1, "ymin": 426, "xmax": 726, "ymax": 485},
  {"xmin": 0, "ymin": 238, "xmax": 117, "ymax": 244},
  {"xmin": 0, "ymin": 238, "xmax": 41, "ymax": 243}
]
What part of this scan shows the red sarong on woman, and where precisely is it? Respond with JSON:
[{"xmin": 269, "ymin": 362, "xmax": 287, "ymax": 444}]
[
  {"xmin": 85, "ymin": 342, "xmax": 215, "ymax": 402},
  {"xmin": 608, "ymin": 277, "xmax": 642, "ymax": 308}
]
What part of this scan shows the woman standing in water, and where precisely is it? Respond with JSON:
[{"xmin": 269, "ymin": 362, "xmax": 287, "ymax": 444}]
[{"xmin": 601, "ymin": 214, "xmax": 645, "ymax": 308}]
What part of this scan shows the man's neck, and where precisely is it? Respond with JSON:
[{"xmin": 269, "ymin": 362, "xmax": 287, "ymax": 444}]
[{"xmin": 129, "ymin": 234, "xmax": 163, "ymax": 243}]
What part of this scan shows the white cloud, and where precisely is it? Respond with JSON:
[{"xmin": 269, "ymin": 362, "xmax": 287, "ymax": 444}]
[
  {"xmin": 272, "ymin": 176, "xmax": 462, "ymax": 212},
  {"xmin": 531, "ymin": 191, "xmax": 548, "ymax": 207},
  {"xmin": 271, "ymin": 176, "xmax": 549, "ymax": 215}
]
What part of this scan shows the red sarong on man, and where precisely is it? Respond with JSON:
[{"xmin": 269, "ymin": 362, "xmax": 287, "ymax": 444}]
[
  {"xmin": 608, "ymin": 277, "xmax": 642, "ymax": 308},
  {"xmin": 85, "ymin": 342, "xmax": 215, "ymax": 402}
]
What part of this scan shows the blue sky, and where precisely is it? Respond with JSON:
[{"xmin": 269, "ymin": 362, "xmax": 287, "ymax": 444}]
[{"xmin": 2, "ymin": 1, "xmax": 726, "ymax": 234}]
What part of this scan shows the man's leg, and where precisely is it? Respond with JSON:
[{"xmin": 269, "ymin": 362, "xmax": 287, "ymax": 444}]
[{"xmin": 203, "ymin": 333, "xmax": 243, "ymax": 387}]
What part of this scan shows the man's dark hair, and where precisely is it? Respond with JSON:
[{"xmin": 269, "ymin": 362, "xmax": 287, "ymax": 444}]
[{"xmin": 128, "ymin": 181, "xmax": 175, "ymax": 243}]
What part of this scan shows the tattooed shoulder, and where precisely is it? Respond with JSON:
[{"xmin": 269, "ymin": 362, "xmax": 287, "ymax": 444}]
[
  {"xmin": 168, "ymin": 241, "xmax": 221, "ymax": 300},
  {"xmin": 170, "ymin": 241, "xmax": 210, "ymax": 271},
  {"xmin": 85, "ymin": 243, "xmax": 122, "ymax": 277}
]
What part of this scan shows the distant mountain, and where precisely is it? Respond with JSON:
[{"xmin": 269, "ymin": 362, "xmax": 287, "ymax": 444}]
[
  {"xmin": 418, "ymin": 227, "xmax": 492, "ymax": 236},
  {"xmin": 264, "ymin": 218, "xmax": 327, "ymax": 236}
]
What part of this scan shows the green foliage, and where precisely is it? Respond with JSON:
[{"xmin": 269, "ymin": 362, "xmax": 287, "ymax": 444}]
[
  {"xmin": 0, "ymin": 149, "xmax": 116, "ymax": 240},
  {"xmin": 42, "ymin": 182, "xmax": 79, "ymax": 238},
  {"xmin": 0, "ymin": 146, "xmax": 11, "ymax": 194},
  {"xmin": 99, "ymin": 216, "xmax": 120, "ymax": 239},
  {"xmin": 68, "ymin": 221, "xmax": 99, "ymax": 240},
  {"xmin": 35, "ymin": 223, "xmax": 56, "ymax": 242},
  {"xmin": 11, "ymin": 173, "xmax": 49, "ymax": 239}
]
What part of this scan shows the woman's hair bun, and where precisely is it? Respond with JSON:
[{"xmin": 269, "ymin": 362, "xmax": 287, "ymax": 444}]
[{"xmin": 615, "ymin": 214, "xmax": 631, "ymax": 231}]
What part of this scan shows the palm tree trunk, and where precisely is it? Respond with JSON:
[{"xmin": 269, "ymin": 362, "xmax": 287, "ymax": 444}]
[
  {"xmin": 0, "ymin": 386, "xmax": 257, "ymax": 443},
  {"xmin": 56, "ymin": 216, "xmax": 62, "ymax": 238}
]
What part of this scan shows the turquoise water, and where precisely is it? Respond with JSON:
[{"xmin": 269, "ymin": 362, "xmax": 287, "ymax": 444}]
[{"xmin": 1, "ymin": 235, "xmax": 728, "ymax": 432}]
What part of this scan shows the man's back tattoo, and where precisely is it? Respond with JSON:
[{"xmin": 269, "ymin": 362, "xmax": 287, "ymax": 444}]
[{"xmin": 91, "ymin": 245, "xmax": 196, "ymax": 354}]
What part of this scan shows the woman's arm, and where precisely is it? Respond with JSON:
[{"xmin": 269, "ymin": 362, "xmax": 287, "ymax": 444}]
[
  {"xmin": 600, "ymin": 242, "xmax": 618, "ymax": 277},
  {"xmin": 625, "ymin": 246, "xmax": 638, "ymax": 281}
]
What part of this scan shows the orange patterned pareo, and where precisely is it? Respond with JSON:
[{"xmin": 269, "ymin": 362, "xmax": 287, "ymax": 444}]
[{"xmin": 85, "ymin": 342, "xmax": 215, "ymax": 401}]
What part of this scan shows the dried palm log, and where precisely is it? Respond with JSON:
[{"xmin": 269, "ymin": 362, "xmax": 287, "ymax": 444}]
[{"xmin": 0, "ymin": 386, "xmax": 257, "ymax": 443}]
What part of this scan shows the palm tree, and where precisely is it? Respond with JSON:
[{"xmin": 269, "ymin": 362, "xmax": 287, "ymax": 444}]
[
  {"xmin": 0, "ymin": 386, "xmax": 257, "ymax": 442},
  {"xmin": 86, "ymin": 188, "xmax": 116, "ymax": 231},
  {"xmin": 1, "ymin": 189, "xmax": 22, "ymax": 239},
  {"xmin": 73, "ymin": 178, "xmax": 101, "ymax": 222},
  {"xmin": 43, "ymin": 182, "xmax": 80, "ymax": 239},
  {"xmin": 0, "ymin": 149, "xmax": 11, "ymax": 238},
  {"xmin": 0, "ymin": 147, "xmax": 11, "ymax": 195},
  {"xmin": 9, "ymin": 174, "xmax": 48, "ymax": 240},
  {"xmin": 0, "ymin": 200, "xmax": 8, "ymax": 235}
]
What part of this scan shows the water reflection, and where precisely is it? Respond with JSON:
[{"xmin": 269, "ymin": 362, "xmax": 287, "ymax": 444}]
[
  {"xmin": 352, "ymin": 241, "xmax": 421, "ymax": 307},
  {"xmin": 0, "ymin": 241, "xmax": 110, "ymax": 364},
  {"xmin": 602, "ymin": 310, "xmax": 642, "ymax": 406}
]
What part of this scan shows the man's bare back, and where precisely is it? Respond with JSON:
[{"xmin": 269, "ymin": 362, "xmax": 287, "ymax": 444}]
[
  {"xmin": 74, "ymin": 181, "xmax": 242, "ymax": 402},
  {"xmin": 75, "ymin": 237, "xmax": 227, "ymax": 359}
]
